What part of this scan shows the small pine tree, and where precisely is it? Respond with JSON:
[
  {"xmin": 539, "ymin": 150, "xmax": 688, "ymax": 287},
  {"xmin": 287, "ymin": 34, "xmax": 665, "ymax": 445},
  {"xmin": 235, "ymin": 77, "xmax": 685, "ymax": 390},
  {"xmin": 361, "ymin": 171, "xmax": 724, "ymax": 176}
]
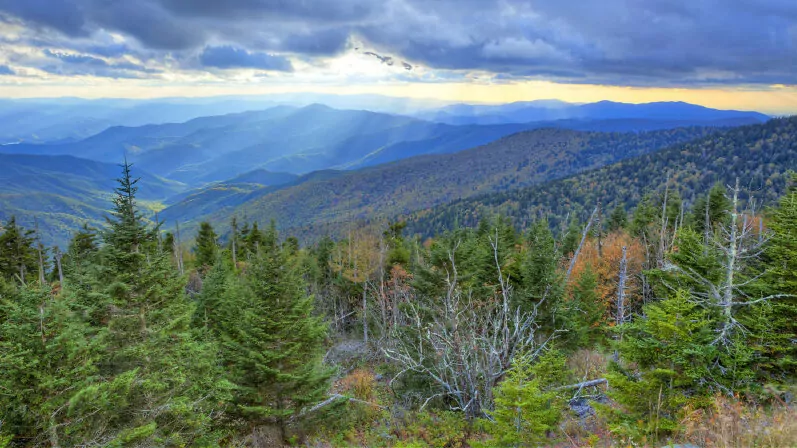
[
  {"xmin": 75, "ymin": 161, "xmax": 226, "ymax": 445},
  {"xmin": 756, "ymin": 179, "xmax": 797, "ymax": 379},
  {"xmin": 194, "ymin": 221, "xmax": 219, "ymax": 271},
  {"xmin": 0, "ymin": 216, "xmax": 39, "ymax": 283},
  {"xmin": 562, "ymin": 266, "xmax": 604, "ymax": 349},
  {"xmin": 560, "ymin": 217, "xmax": 581, "ymax": 257},
  {"xmin": 0, "ymin": 281, "xmax": 105, "ymax": 446},
  {"xmin": 483, "ymin": 350, "xmax": 566, "ymax": 447},
  {"xmin": 692, "ymin": 182, "xmax": 731, "ymax": 237},
  {"xmin": 607, "ymin": 204, "xmax": 628, "ymax": 233},
  {"xmin": 520, "ymin": 220, "xmax": 564, "ymax": 326},
  {"xmin": 605, "ymin": 290, "xmax": 722, "ymax": 441},
  {"xmin": 220, "ymin": 242, "xmax": 332, "ymax": 441}
]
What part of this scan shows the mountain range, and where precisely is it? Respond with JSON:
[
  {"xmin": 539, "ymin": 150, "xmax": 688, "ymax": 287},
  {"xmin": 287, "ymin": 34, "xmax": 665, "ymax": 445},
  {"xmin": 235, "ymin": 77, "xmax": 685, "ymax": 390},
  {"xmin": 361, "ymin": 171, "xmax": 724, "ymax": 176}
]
[
  {"xmin": 0, "ymin": 101, "xmax": 767, "ymax": 187},
  {"xmin": 0, "ymin": 96, "xmax": 782, "ymax": 246}
]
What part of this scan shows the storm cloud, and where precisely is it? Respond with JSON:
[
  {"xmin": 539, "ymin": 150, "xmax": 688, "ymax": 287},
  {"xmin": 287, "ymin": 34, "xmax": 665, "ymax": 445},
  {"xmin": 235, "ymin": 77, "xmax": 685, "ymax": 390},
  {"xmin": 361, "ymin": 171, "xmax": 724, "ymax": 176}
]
[{"xmin": 0, "ymin": 0, "xmax": 795, "ymax": 85}]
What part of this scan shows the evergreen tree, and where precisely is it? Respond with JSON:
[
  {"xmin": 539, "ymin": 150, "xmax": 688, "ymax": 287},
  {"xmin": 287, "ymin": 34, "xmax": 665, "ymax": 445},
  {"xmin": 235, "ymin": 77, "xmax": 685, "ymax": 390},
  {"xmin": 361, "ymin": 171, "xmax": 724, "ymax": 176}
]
[
  {"xmin": 519, "ymin": 219, "xmax": 563, "ymax": 320},
  {"xmin": 756, "ymin": 179, "xmax": 797, "ymax": 379},
  {"xmin": 0, "ymin": 216, "xmax": 38, "ymax": 283},
  {"xmin": 562, "ymin": 266, "xmax": 604, "ymax": 349},
  {"xmin": 607, "ymin": 204, "xmax": 628, "ymax": 233},
  {"xmin": 483, "ymin": 350, "xmax": 566, "ymax": 447},
  {"xmin": 193, "ymin": 258, "xmax": 236, "ymax": 333},
  {"xmin": 68, "ymin": 223, "xmax": 98, "ymax": 259},
  {"xmin": 220, "ymin": 242, "xmax": 332, "ymax": 441},
  {"xmin": 691, "ymin": 182, "xmax": 731, "ymax": 237},
  {"xmin": 606, "ymin": 291, "xmax": 718, "ymax": 440},
  {"xmin": 560, "ymin": 217, "xmax": 581, "ymax": 257},
  {"xmin": 76, "ymin": 161, "xmax": 226, "ymax": 445},
  {"xmin": 194, "ymin": 221, "xmax": 219, "ymax": 270},
  {"xmin": 0, "ymin": 281, "xmax": 106, "ymax": 446}
]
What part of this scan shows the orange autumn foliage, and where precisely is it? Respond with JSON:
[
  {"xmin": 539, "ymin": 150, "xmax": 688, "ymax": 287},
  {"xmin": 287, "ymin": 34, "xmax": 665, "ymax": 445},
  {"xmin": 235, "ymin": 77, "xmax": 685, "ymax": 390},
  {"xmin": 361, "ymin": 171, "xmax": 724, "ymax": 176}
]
[{"xmin": 568, "ymin": 230, "xmax": 644, "ymax": 325}]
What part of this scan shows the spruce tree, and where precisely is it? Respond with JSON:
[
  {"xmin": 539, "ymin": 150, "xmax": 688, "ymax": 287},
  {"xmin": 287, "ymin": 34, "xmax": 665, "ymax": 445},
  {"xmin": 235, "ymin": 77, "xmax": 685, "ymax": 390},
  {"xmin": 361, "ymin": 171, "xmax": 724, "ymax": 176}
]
[
  {"xmin": 0, "ymin": 280, "xmax": 106, "ymax": 446},
  {"xmin": 562, "ymin": 266, "xmax": 604, "ymax": 349},
  {"xmin": 194, "ymin": 221, "xmax": 219, "ymax": 271},
  {"xmin": 220, "ymin": 238, "xmax": 331, "ymax": 441},
  {"xmin": 484, "ymin": 350, "xmax": 566, "ymax": 447},
  {"xmin": 756, "ymin": 180, "xmax": 797, "ymax": 379},
  {"xmin": 607, "ymin": 204, "xmax": 628, "ymax": 233},
  {"xmin": 519, "ymin": 219, "xmax": 563, "ymax": 321},
  {"xmin": 0, "ymin": 216, "xmax": 38, "ymax": 283},
  {"xmin": 75, "ymin": 161, "xmax": 226, "ymax": 445},
  {"xmin": 606, "ymin": 290, "xmax": 719, "ymax": 440},
  {"xmin": 692, "ymin": 182, "xmax": 731, "ymax": 237}
]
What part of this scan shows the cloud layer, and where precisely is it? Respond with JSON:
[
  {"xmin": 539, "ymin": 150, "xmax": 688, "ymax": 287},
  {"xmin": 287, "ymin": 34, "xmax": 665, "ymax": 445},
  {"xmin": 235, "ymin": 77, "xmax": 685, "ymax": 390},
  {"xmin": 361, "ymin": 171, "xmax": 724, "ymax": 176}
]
[{"xmin": 0, "ymin": 0, "xmax": 795, "ymax": 86}]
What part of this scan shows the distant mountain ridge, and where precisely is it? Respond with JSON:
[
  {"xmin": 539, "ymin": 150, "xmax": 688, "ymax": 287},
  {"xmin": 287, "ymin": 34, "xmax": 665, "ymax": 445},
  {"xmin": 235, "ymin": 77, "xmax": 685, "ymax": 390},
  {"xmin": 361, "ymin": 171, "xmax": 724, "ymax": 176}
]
[
  {"xmin": 0, "ymin": 102, "xmax": 767, "ymax": 187},
  {"xmin": 417, "ymin": 100, "xmax": 770, "ymax": 126}
]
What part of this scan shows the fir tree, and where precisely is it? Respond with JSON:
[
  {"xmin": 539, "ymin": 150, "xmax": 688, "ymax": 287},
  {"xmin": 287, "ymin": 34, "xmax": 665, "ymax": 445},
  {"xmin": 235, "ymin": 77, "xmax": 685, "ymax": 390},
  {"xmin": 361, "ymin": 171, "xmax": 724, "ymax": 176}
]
[
  {"xmin": 519, "ymin": 219, "xmax": 563, "ymax": 321},
  {"xmin": 606, "ymin": 290, "xmax": 719, "ymax": 440},
  {"xmin": 77, "ymin": 161, "xmax": 226, "ymax": 445},
  {"xmin": 0, "ymin": 280, "xmax": 106, "ymax": 446},
  {"xmin": 220, "ymin": 242, "xmax": 332, "ymax": 441},
  {"xmin": 756, "ymin": 178, "xmax": 797, "ymax": 379},
  {"xmin": 0, "ymin": 216, "xmax": 38, "ymax": 283},
  {"xmin": 194, "ymin": 221, "xmax": 219, "ymax": 271},
  {"xmin": 691, "ymin": 182, "xmax": 731, "ymax": 238},
  {"xmin": 483, "ymin": 350, "xmax": 566, "ymax": 447},
  {"xmin": 607, "ymin": 204, "xmax": 628, "ymax": 232},
  {"xmin": 562, "ymin": 266, "xmax": 604, "ymax": 349},
  {"xmin": 560, "ymin": 217, "xmax": 581, "ymax": 257}
]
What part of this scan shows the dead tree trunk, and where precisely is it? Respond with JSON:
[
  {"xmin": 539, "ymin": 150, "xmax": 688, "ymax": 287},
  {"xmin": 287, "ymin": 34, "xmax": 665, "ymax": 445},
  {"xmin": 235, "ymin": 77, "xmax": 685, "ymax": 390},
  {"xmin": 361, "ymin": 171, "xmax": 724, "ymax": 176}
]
[
  {"xmin": 614, "ymin": 246, "xmax": 628, "ymax": 362},
  {"xmin": 566, "ymin": 206, "xmax": 598, "ymax": 283}
]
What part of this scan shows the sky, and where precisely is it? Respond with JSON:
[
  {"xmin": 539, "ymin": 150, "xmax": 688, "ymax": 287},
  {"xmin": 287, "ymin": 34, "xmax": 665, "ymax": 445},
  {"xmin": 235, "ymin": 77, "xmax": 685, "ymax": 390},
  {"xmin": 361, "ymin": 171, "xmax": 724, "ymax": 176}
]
[{"xmin": 0, "ymin": 0, "xmax": 796, "ymax": 113}]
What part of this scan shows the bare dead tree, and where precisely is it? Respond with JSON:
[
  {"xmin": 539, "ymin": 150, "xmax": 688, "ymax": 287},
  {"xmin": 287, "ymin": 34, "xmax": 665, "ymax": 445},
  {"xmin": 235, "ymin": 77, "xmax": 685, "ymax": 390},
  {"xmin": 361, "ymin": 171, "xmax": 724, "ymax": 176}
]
[
  {"xmin": 613, "ymin": 246, "xmax": 628, "ymax": 362},
  {"xmin": 54, "ymin": 247, "xmax": 64, "ymax": 286},
  {"xmin": 231, "ymin": 216, "xmax": 238, "ymax": 268},
  {"xmin": 383, "ymin": 233, "xmax": 554, "ymax": 419},
  {"xmin": 174, "ymin": 221, "xmax": 184, "ymax": 276},
  {"xmin": 662, "ymin": 178, "xmax": 792, "ymax": 348},
  {"xmin": 566, "ymin": 206, "xmax": 599, "ymax": 283},
  {"xmin": 34, "ymin": 217, "xmax": 46, "ymax": 285}
]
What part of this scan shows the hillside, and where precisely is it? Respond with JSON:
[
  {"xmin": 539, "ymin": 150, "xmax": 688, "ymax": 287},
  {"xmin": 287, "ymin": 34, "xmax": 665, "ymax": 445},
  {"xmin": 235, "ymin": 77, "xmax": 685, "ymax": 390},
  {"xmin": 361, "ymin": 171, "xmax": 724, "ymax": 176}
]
[
  {"xmin": 161, "ymin": 126, "xmax": 722, "ymax": 238},
  {"xmin": 0, "ymin": 154, "xmax": 182, "ymax": 246},
  {"xmin": 405, "ymin": 116, "xmax": 797, "ymax": 237}
]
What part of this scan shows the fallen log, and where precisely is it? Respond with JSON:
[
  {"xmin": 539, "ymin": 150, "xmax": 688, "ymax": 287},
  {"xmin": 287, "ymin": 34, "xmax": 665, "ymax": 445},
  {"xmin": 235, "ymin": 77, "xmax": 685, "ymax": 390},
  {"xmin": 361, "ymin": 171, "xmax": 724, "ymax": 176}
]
[{"xmin": 554, "ymin": 378, "xmax": 608, "ymax": 391}]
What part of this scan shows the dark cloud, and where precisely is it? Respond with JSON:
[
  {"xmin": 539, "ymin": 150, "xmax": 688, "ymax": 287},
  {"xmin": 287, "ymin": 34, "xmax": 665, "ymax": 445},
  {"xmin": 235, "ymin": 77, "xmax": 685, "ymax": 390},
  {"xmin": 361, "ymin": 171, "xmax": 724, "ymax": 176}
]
[
  {"xmin": 200, "ymin": 46, "xmax": 293, "ymax": 71},
  {"xmin": 0, "ymin": 0, "xmax": 86, "ymax": 36},
  {"xmin": 278, "ymin": 29, "xmax": 350, "ymax": 55},
  {"xmin": 158, "ymin": 0, "xmax": 374, "ymax": 22},
  {"xmin": 0, "ymin": 0, "xmax": 796, "ymax": 85},
  {"xmin": 0, "ymin": 65, "xmax": 13, "ymax": 75}
]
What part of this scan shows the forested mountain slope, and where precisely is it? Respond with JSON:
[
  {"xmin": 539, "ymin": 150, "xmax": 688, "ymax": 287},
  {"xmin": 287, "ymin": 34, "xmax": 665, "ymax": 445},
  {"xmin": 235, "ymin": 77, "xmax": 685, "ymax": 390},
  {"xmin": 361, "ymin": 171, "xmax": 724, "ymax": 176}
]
[
  {"xmin": 406, "ymin": 116, "xmax": 797, "ymax": 237},
  {"xmin": 0, "ymin": 154, "xmax": 180, "ymax": 246},
  {"xmin": 162, "ymin": 126, "xmax": 722, "ymax": 238}
]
